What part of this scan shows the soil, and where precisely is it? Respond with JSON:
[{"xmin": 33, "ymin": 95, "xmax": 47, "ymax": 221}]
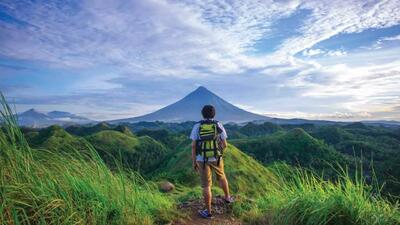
[{"xmin": 171, "ymin": 196, "xmax": 242, "ymax": 225}]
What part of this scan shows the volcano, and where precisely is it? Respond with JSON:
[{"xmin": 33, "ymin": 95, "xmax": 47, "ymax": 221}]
[{"xmin": 111, "ymin": 86, "xmax": 269, "ymax": 123}]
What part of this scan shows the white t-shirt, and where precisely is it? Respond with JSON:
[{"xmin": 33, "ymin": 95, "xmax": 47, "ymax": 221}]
[{"xmin": 190, "ymin": 120, "xmax": 227, "ymax": 161}]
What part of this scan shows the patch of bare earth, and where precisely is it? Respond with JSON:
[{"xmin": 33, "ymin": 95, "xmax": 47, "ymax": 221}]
[{"xmin": 171, "ymin": 196, "xmax": 242, "ymax": 225}]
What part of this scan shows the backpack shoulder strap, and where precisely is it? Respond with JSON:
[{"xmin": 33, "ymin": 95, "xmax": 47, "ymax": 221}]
[{"xmin": 214, "ymin": 121, "xmax": 223, "ymax": 134}]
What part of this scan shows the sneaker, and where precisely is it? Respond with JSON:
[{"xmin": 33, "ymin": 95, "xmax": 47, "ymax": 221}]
[
  {"xmin": 198, "ymin": 209, "xmax": 213, "ymax": 219},
  {"xmin": 224, "ymin": 196, "xmax": 234, "ymax": 204}
]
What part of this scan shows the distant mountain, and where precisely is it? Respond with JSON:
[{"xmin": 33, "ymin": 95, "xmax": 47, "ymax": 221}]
[
  {"xmin": 111, "ymin": 86, "xmax": 269, "ymax": 123},
  {"xmin": 10, "ymin": 87, "xmax": 400, "ymax": 127},
  {"xmin": 17, "ymin": 109, "xmax": 94, "ymax": 128},
  {"xmin": 360, "ymin": 120, "xmax": 400, "ymax": 127}
]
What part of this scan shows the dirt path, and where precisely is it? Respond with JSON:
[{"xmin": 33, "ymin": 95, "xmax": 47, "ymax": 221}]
[{"xmin": 171, "ymin": 196, "xmax": 242, "ymax": 225}]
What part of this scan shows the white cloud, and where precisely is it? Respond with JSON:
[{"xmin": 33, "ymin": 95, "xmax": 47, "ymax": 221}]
[
  {"xmin": 277, "ymin": 0, "xmax": 400, "ymax": 56},
  {"xmin": 325, "ymin": 50, "xmax": 347, "ymax": 57},
  {"xmin": 1, "ymin": 0, "xmax": 399, "ymax": 77},
  {"xmin": 371, "ymin": 34, "xmax": 400, "ymax": 49},
  {"xmin": 264, "ymin": 111, "xmax": 373, "ymax": 121},
  {"xmin": 0, "ymin": 0, "xmax": 301, "ymax": 77},
  {"xmin": 1, "ymin": 0, "xmax": 400, "ymax": 120},
  {"xmin": 302, "ymin": 49, "xmax": 347, "ymax": 57},
  {"xmin": 302, "ymin": 49, "xmax": 325, "ymax": 56},
  {"xmin": 382, "ymin": 34, "xmax": 400, "ymax": 41},
  {"xmin": 283, "ymin": 55, "xmax": 400, "ymax": 118}
]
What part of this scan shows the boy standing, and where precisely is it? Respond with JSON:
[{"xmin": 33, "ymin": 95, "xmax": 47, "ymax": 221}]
[{"xmin": 190, "ymin": 105, "xmax": 233, "ymax": 219}]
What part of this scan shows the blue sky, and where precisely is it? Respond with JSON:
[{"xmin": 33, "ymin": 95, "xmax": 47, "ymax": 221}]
[{"xmin": 1, "ymin": 0, "xmax": 400, "ymax": 121}]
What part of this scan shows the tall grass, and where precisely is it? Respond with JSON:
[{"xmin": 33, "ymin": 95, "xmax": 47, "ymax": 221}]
[
  {"xmin": 0, "ymin": 95, "xmax": 175, "ymax": 225},
  {"xmin": 1, "ymin": 93, "xmax": 399, "ymax": 225},
  {"xmin": 236, "ymin": 163, "xmax": 400, "ymax": 225}
]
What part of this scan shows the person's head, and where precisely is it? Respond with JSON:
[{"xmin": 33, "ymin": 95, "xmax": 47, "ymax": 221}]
[{"xmin": 201, "ymin": 105, "xmax": 216, "ymax": 119}]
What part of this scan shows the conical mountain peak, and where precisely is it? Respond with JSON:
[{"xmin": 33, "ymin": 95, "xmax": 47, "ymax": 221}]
[
  {"xmin": 111, "ymin": 86, "xmax": 269, "ymax": 123},
  {"xmin": 182, "ymin": 86, "xmax": 221, "ymax": 102},
  {"xmin": 26, "ymin": 108, "xmax": 39, "ymax": 113},
  {"xmin": 193, "ymin": 86, "xmax": 210, "ymax": 92},
  {"xmin": 21, "ymin": 108, "xmax": 46, "ymax": 117}
]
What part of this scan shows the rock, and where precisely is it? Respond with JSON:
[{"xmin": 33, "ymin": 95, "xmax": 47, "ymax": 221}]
[{"xmin": 159, "ymin": 181, "xmax": 175, "ymax": 192}]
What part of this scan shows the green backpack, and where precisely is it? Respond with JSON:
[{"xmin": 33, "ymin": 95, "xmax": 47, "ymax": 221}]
[{"xmin": 196, "ymin": 119, "xmax": 223, "ymax": 167}]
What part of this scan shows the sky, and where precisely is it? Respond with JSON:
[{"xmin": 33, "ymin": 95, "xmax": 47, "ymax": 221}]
[{"xmin": 1, "ymin": 0, "xmax": 400, "ymax": 121}]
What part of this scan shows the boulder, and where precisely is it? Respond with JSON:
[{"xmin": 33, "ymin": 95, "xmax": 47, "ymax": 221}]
[{"xmin": 159, "ymin": 181, "xmax": 175, "ymax": 192}]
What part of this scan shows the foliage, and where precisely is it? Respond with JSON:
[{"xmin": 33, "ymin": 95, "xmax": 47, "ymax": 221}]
[
  {"xmin": 3, "ymin": 95, "xmax": 400, "ymax": 224},
  {"xmin": 231, "ymin": 128, "xmax": 348, "ymax": 177},
  {"xmin": 85, "ymin": 130, "xmax": 168, "ymax": 174},
  {"xmin": 136, "ymin": 128, "xmax": 187, "ymax": 150},
  {"xmin": 237, "ymin": 164, "xmax": 400, "ymax": 225},
  {"xmin": 0, "ymin": 95, "xmax": 176, "ymax": 225},
  {"xmin": 26, "ymin": 125, "xmax": 90, "ymax": 153},
  {"xmin": 153, "ymin": 144, "xmax": 278, "ymax": 197},
  {"xmin": 65, "ymin": 122, "xmax": 134, "ymax": 137}
]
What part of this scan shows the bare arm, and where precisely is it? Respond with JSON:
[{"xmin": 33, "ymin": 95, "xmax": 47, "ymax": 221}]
[{"xmin": 192, "ymin": 140, "xmax": 198, "ymax": 171}]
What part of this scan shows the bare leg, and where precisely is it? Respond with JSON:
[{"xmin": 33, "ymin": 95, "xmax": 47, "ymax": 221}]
[
  {"xmin": 203, "ymin": 186, "xmax": 212, "ymax": 212},
  {"xmin": 218, "ymin": 176, "xmax": 230, "ymax": 199}
]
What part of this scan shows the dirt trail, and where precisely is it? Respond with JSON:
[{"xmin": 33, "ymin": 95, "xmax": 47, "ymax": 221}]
[{"xmin": 171, "ymin": 196, "xmax": 242, "ymax": 225}]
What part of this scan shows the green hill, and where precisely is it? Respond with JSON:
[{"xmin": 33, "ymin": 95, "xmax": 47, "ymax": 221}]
[
  {"xmin": 231, "ymin": 128, "xmax": 348, "ymax": 174},
  {"xmin": 26, "ymin": 125, "xmax": 89, "ymax": 153},
  {"xmin": 311, "ymin": 125, "xmax": 400, "ymax": 195},
  {"xmin": 311, "ymin": 126, "xmax": 353, "ymax": 145},
  {"xmin": 136, "ymin": 128, "xmax": 187, "ymax": 150},
  {"xmin": 154, "ymin": 144, "xmax": 278, "ymax": 197},
  {"xmin": 239, "ymin": 121, "xmax": 281, "ymax": 137},
  {"xmin": 66, "ymin": 122, "xmax": 135, "ymax": 137},
  {"xmin": 85, "ymin": 130, "xmax": 168, "ymax": 173},
  {"xmin": 1, "ymin": 96, "xmax": 399, "ymax": 225},
  {"xmin": 24, "ymin": 125, "xmax": 167, "ymax": 174},
  {"xmin": 1, "ymin": 111, "xmax": 174, "ymax": 225},
  {"xmin": 114, "ymin": 124, "xmax": 135, "ymax": 136}
]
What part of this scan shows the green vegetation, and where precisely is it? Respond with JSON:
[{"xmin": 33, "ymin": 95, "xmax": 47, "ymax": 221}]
[
  {"xmin": 65, "ymin": 122, "xmax": 114, "ymax": 136},
  {"xmin": 26, "ymin": 125, "xmax": 89, "ymax": 153},
  {"xmin": 2, "ymin": 96, "xmax": 400, "ymax": 225},
  {"xmin": 225, "ymin": 122, "xmax": 400, "ymax": 197},
  {"xmin": 310, "ymin": 124, "xmax": 400, "ymax": 196},
  {"xmin": 153, "ymin": 139, "xmax": 400, "ymax": 224},
  {"xmin": 238, "ymin": 122, "xmax": 282, "ymax": 137},
  {"xmin": 136, "ymin": 129, "xmax": 187, "ymax": 150},
  {"xmin": 236, "ymin": 164, "xmax": 400, "ymax": 225},
  {"xmin": 24, "ymin": 124, "xmax": 170, "ymax": 175},
  {"xmin": 86, "ymin": 130, "xmax": 168, "ymax": 174},
  {"xmin": 155, "ymin": 144, "xmax": 277, "ymax": 196},
  {"xmin": 231, "ymin": 128, "xmax": 348, "ymax": 177},
  {"xmin": 0, "ymin": 99, "xmax": 175, "ymax": 225}
]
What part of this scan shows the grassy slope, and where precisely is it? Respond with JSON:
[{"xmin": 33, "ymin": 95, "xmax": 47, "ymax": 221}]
[
  {"xmin": 231, "ymin": 128, "xmax": 349, "ymax": 176},
  {"xmin": 86, "ymin": 130, "xmax": 168, "ymax": 174},
  {"xmin": 155, "ymin": 140, "xmax": 399, "ymax": 225},
  {"xmin": 1, "ymin": 96, "xmax": 399, "ymax": 225},
  {"xmin": 0, "ymin": 103, "xmax": 175, "ymax": 225},
  {"xmin": 238, "ymin": 163, "xmax": 400, "ymax": 225},
  {"xmin": 24, "ymin": 126, "xmax": 169, "ymax": 175},
  {"xmin": 26, "ymin": 125, "xmax": 90, "ymax": 153},
  {"xmin": 156, "ymin": 144, "xmax": 278, "ymax": 197}
]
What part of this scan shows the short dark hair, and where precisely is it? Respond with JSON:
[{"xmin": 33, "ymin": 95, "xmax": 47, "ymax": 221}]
[{"xmin": 201, "ymin": 105, "xmax": 215, "ymax": 119}]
